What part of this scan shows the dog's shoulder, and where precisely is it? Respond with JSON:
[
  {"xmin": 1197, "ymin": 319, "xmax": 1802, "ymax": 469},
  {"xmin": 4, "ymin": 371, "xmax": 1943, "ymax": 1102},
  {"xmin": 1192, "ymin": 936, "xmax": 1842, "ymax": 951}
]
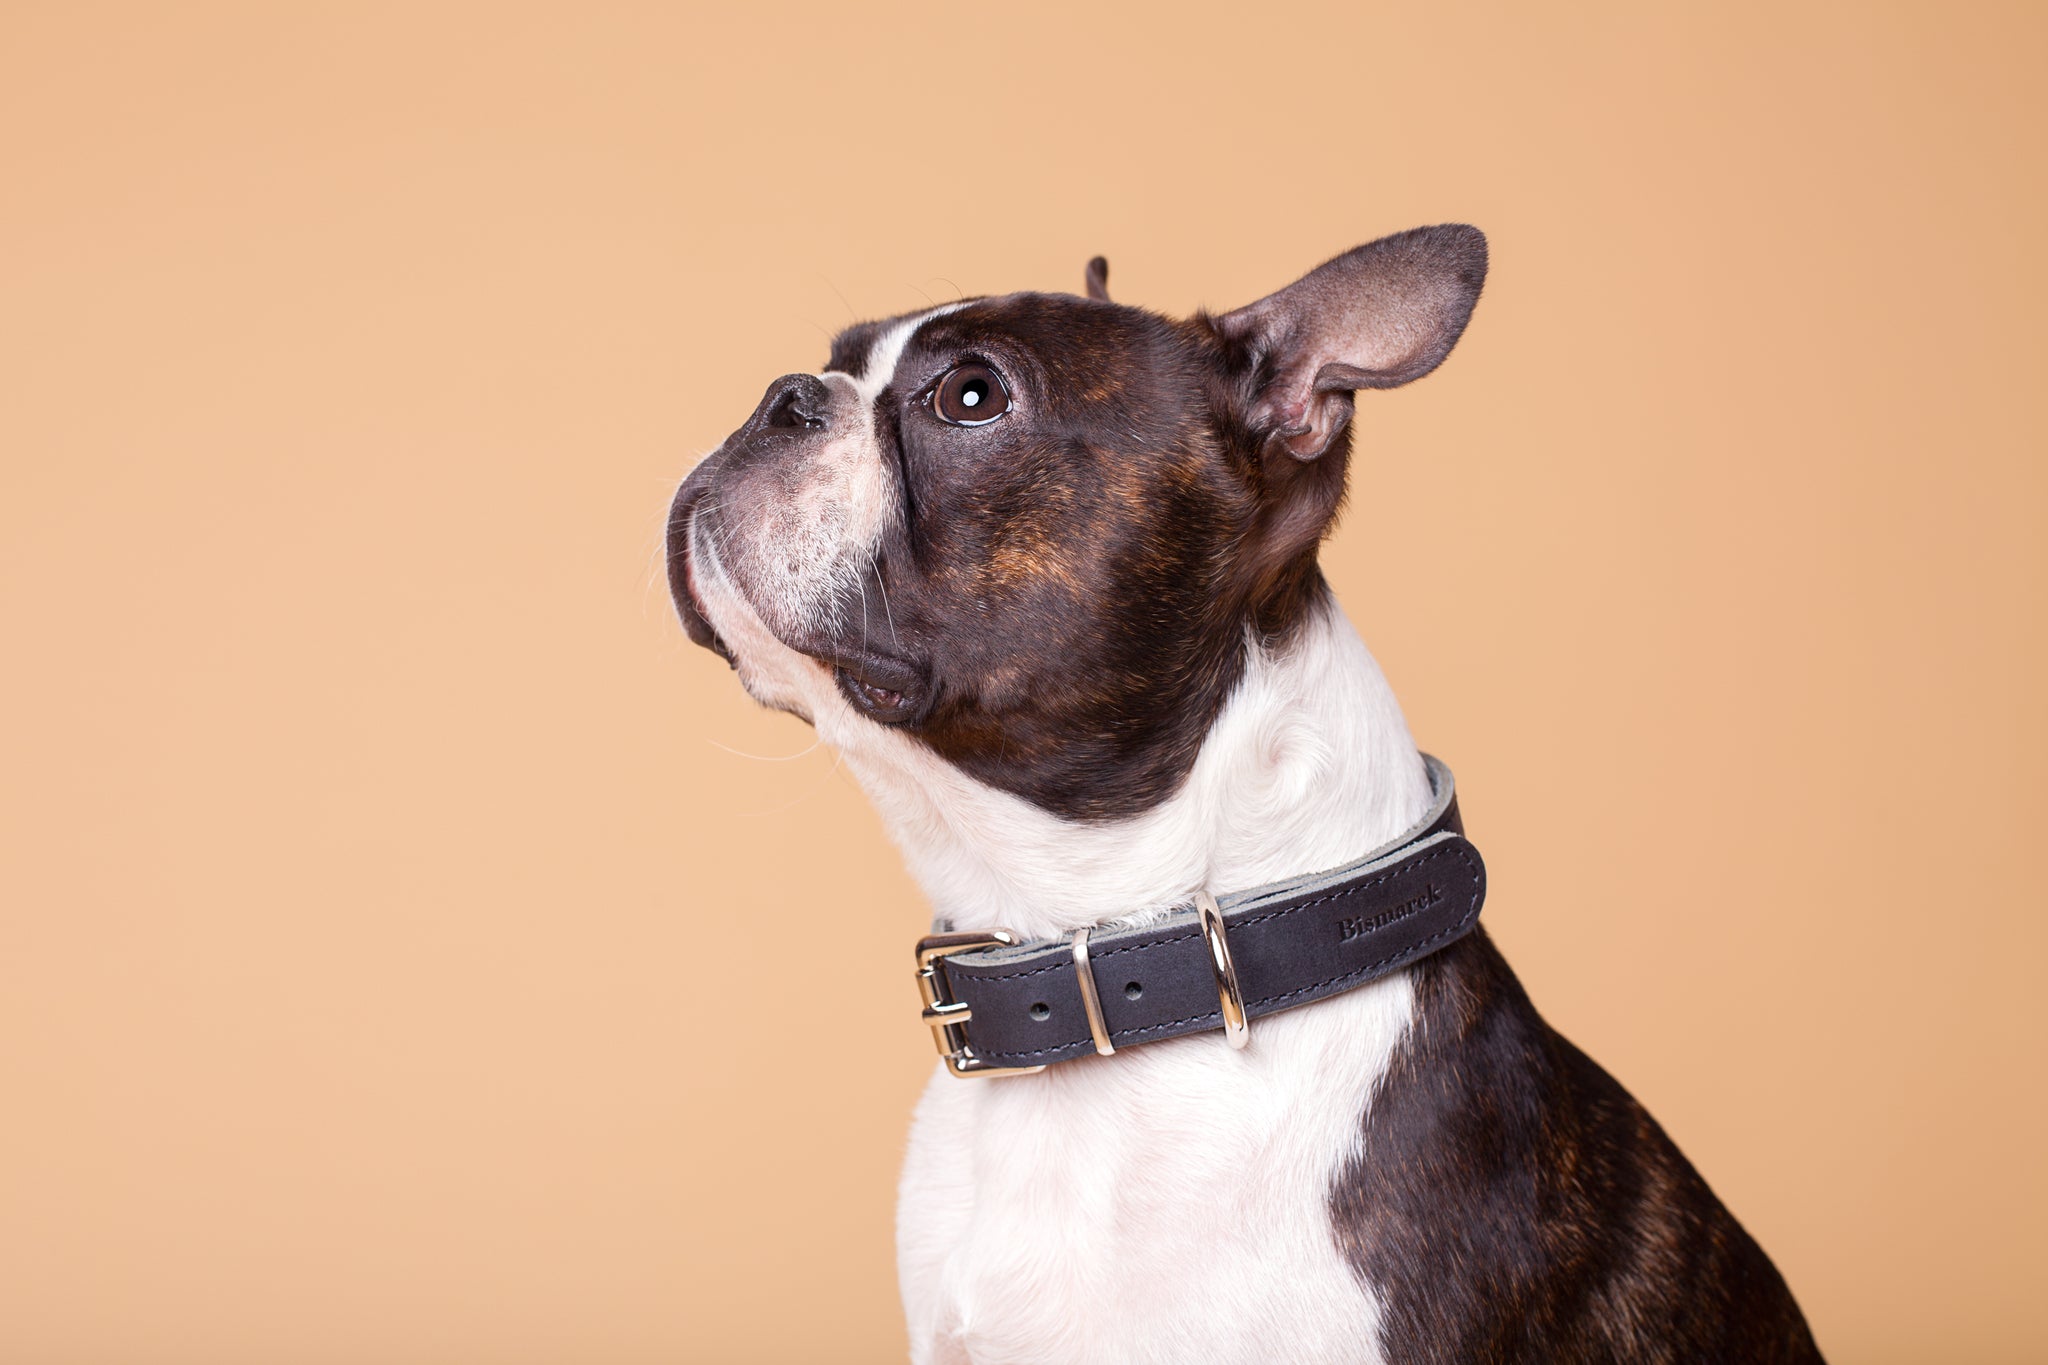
[{"xmin": 1333, "ymin": 929, "xmax": 1825, "ymax": 1364}]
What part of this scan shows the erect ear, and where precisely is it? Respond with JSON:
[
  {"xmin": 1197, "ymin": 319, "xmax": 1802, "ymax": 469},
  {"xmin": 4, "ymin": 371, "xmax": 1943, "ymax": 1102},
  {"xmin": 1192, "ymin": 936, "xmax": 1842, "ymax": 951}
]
[{"xmin": 1218, "ymin": 224, "xmax": 1487, "ymax": 462}]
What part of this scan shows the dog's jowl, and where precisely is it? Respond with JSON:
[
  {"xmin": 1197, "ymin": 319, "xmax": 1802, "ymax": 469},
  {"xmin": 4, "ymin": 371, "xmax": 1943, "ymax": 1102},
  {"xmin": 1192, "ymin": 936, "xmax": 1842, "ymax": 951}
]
[{"xmin": 668, "ymin": 227, "xmax": 1821, "ymax": 1364}]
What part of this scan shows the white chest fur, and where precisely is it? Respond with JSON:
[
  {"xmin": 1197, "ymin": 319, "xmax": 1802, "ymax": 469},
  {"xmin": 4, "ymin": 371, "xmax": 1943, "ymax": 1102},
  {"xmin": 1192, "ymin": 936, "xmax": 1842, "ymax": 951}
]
[
  {"xmin": 896, "ymin": 976, "xmax": 1416, "ymax": 1365},
  {"xmin": 865, "ymin": 604, "xmax": 1434, "ymax": 1365}
]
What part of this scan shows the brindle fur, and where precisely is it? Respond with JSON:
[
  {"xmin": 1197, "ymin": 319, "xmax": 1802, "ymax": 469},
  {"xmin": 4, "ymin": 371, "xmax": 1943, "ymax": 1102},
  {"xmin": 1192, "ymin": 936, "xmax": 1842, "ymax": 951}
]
[{"xmin": 1334, "ymin": 928, "xmax": 1822, "ymax": 1362}]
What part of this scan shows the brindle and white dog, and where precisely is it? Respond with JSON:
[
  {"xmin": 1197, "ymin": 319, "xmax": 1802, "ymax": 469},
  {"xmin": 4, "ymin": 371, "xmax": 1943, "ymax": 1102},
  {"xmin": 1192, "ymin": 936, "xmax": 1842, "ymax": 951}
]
[{"xmin": 667, "ymin": 227, "xmax": 1821, "ymax": 1364}]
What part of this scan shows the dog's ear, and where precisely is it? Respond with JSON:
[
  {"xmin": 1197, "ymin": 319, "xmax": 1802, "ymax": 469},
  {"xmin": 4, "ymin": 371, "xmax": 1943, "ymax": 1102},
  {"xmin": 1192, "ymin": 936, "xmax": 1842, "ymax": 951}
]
[
  {"xmin": 1218, "ymin": 224, "xmax": 1486, "ymax": 462},
  {"xmin": 1214, "ymin": 225, "xmax": 1485, "ymax": 601},
  {"xmin": 1084, "ymin": 255, "xmax": 1111, "ymax": 302}
]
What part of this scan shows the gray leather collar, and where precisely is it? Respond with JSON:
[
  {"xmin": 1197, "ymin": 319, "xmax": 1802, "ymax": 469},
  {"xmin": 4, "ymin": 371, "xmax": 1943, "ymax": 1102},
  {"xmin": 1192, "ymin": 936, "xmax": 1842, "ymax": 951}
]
[{"xmin": 916, "ymin": 754, "xmax": 1486, "ymax": 1074}]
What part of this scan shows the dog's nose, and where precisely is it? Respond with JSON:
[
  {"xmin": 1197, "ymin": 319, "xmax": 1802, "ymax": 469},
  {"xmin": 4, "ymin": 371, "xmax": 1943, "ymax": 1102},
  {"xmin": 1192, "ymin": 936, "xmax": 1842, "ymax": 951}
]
[{"xmin": 745, "ymin": 373, "xmax": 833, "ymax": 435}]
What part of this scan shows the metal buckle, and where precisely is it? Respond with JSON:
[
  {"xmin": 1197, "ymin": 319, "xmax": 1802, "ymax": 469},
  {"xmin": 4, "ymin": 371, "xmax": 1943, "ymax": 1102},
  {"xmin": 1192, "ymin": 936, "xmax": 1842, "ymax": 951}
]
[{"xmin": 915, "ymin": 931, "xmax": 1049, "ymax": 1079}]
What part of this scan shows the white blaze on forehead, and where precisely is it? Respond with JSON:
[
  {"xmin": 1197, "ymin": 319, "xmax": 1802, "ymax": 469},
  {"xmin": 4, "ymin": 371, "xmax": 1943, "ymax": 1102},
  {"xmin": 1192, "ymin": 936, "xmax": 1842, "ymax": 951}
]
[{"xmin": 835, "ymin": 301, "xmax": 971, "ymax": 402}]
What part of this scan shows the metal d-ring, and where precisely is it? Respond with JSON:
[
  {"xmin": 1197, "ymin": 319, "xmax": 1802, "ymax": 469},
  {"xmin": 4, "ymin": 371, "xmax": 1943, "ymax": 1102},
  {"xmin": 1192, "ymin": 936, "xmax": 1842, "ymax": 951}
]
[
  {"xmin": 1194, "ymin": 890, "xmax": 1251, "ymax": 1050},
  {"xmin": 1071, "ymin": 926, "xmax": 1115, "ymax": 1056}
]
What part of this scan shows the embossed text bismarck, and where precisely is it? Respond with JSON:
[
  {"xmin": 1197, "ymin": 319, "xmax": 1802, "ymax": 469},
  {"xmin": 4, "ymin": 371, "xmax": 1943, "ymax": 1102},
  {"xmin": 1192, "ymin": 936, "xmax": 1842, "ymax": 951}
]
[{"xmin": 1338, "ymin": 882, "xmax": 1444, "ymax": 944}]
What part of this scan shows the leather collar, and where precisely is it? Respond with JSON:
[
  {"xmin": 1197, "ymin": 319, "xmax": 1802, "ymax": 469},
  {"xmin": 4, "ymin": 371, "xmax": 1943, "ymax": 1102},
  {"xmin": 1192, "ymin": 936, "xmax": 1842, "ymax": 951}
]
[{"xmin": 914, "ymin": 754, "xmax": 1486, "ymax": 1075}]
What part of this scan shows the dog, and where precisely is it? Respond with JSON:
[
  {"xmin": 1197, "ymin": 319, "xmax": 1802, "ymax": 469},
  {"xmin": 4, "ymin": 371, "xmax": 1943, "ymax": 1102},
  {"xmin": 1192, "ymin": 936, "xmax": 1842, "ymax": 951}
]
[{"xmin": 667, "ymin": 226, "xmax": 1822, "ymax": 1364}]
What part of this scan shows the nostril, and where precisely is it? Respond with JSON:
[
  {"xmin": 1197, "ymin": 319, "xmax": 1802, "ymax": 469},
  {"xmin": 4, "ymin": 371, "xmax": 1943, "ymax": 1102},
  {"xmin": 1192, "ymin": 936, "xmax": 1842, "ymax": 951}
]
[
  {"xmin": 765, "ymin": 389, "xmax": 806, "ymax": 430},
  {"xmin": 760, "ymin": 374, "xmax": 829, "ymax": 432}
]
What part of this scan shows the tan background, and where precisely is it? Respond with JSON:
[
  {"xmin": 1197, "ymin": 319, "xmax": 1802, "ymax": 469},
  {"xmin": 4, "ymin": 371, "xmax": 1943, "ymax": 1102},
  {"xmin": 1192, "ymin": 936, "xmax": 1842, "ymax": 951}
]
[{"xmin": 2, "ymin": 3, "xmax": 2043, "ymax": 1362}]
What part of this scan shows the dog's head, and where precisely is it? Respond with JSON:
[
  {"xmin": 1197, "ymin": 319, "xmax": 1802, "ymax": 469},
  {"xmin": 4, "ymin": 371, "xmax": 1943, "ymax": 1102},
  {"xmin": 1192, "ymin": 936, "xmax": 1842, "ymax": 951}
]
[{"xmin": 669, "ymin": 226, "xmax": 1485, "ymax": 821}]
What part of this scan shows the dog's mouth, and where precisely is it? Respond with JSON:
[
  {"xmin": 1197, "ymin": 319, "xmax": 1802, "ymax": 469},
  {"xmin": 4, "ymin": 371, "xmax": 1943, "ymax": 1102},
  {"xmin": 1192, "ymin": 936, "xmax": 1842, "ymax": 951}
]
[
  {"xmin": 667, "ymin": 457, "xmax": 938, "ymax": 725},
  {"xmin": 666, "ymin": 479, "xmax": 735, "ymax": 666}
]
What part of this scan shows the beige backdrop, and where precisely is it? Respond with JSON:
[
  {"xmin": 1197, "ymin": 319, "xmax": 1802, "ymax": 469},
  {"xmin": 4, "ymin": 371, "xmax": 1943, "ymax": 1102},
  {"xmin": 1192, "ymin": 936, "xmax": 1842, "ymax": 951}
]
[{"xmin": 3, "ymin": 3, "xmax": 2043, "ymax": 1362}]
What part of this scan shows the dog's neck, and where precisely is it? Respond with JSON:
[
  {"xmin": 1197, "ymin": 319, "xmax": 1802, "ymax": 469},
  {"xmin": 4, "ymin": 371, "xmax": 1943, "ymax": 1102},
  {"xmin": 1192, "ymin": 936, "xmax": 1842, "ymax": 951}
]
[{"xmin": 839, "ymin": 596, "xmax": 1434, "ymax": 942}]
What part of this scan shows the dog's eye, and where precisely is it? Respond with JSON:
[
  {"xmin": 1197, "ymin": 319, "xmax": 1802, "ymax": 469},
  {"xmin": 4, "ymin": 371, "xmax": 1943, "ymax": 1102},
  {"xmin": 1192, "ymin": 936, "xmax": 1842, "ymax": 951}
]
[{"xmin": 932, "ymin": 364, "xmax": 1010, "ymax": 426}]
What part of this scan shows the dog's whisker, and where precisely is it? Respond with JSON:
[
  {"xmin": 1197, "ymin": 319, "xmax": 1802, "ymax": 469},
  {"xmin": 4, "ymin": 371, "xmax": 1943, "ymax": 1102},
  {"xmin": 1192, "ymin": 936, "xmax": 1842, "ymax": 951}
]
[
  {"xmin": 817, "ymin": 272, "xmax": 858, "ymax": 323},
  {"xmin": 856, "ymin": 565, "xmax": 871, "ymax": 660},
  {"xmin": 872, "ymin": 559, "xmax": 900, "ymax": 650},
  {"xmin": 724, "ymin": 733, "xmax": 847, "ymax": 818},
  {"xmin": 705, "ymin": 735, "xmax": 825, "ymax": 763}
]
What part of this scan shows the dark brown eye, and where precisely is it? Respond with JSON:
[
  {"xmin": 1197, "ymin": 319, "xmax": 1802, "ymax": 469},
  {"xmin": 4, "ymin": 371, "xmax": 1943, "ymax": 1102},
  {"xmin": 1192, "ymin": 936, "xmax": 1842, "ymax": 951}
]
[{"xmin": 932, "ymin": 364, "xmax": 1010, "ymax": 426}]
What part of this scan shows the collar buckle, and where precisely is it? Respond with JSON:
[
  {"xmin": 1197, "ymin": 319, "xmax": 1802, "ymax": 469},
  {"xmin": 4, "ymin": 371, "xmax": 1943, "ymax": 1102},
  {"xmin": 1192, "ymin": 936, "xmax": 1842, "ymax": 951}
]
[{"xmin": 915, "ymin": 931, "xmax": 1049, "ymax": 1079}]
